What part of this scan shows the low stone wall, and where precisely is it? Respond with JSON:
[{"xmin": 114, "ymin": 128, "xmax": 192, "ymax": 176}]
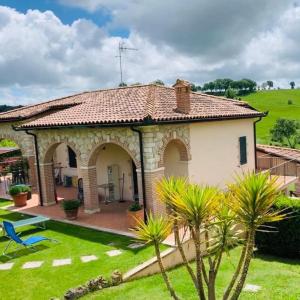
[
  {"xmin": 124, "ymin": 225, "xmax": 244, "ymax": 281},
  {"xmin": 123, "ymin": 232, "xmax": 206, "ymax": 281}
]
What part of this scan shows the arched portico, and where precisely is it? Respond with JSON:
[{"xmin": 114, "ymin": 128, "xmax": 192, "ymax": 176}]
[
  {"xmin": 82, "ymin": 141, "xmax": 142, "ymax": 213},
  {"xmin": 40, "ymin": 141, "xmax": 81, "ymax": 206}
]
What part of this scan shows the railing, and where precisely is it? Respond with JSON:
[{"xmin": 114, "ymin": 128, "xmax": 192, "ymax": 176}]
[{"xmin": 257, "ymin": 155, "xmax": 300, "ymax": 186}]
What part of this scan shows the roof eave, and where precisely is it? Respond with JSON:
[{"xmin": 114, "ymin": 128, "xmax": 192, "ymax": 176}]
[{"xmin": 15, "ymin": 113, "xmax": 265, "ymax": 131}]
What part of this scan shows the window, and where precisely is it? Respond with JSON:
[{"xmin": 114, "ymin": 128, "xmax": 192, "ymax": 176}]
[
  {"xmin": 68, "ymin": 146, "xmax": 77, "ymax": 168},
  {"xmin": 239, "ymin": 136, "xmax": 247, "ymax": 165}
]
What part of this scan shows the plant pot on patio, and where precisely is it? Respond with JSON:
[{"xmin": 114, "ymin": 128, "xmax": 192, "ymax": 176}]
[
  {"xmin": 8, "ymin": 185, "xmax": 30, "ymax": 207},
  {"xmin": 61, "ymin": 199, "xmax": 81, "ymax": 220},
  {"xmin": 127, "ymin": 202, "xmax": 144, "ymax": 228}
]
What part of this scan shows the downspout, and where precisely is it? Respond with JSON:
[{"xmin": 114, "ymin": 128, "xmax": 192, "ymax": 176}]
[
  {"xmin": 24, "ymin": 130, "xmax": 44, "ymax": 206},
  {"xmin": 131, "ymin": 127, "xmax": 147, "ymax": 222},
  {"xmin": 253, "ymin": 112, "xmax": 267, "ymax": 170}
]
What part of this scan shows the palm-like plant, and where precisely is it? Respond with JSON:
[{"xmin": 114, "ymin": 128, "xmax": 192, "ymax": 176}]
[
  {"xmin": 225, "ymin": 172, "xmax": 286, "ymax": 300},
  {"xmin": 171, "ymin": 184, "xmax": 222, "ymax": 300},
  {"xmin": 156, "ymin": 178, "xmax": 198, "ymax": 290},
  {"xmin": 134, "ymin": 213, "xmax": 180, "ymax": 300}
]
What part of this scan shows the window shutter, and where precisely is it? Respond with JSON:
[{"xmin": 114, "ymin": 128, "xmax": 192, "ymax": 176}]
[
  {"xmin": 68, "ymin": 146, "xmax": 77, "ymax": 168},
  {"xmin": 239, "ymin": 136, "xmax": 247, "ymax": 165}
]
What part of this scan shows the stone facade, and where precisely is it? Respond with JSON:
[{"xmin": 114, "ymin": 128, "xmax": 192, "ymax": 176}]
[{"xmin": 34, "ymin": 125, "xmax": 190, "ymax": 212}]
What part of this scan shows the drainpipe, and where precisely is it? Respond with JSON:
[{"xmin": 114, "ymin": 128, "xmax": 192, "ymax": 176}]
[
  {"xmin": 130, "ymin": 127, "xmax": 147, "ymax": 222},
  {"xmin": 253, "ymin": 112, "xmax": 267, "ymax": 170},
  {"xmin": 24, "ymin": 130, "xmax": 44, "ymax": 206}
]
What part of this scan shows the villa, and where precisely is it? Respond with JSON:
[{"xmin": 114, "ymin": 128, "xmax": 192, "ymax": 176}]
[{"xmin": 0, "ymin": 79, "xmax": 264, "ymax": 229}]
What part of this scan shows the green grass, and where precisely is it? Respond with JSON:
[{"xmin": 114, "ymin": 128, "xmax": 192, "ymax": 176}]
[
  {"xmin": 241, "ymin": 89, "xmax": 300, "ymax": 144},
  {"xmin": 0, "ymin": 209, "xmax": 164, "ymax": 300},
  {"xmin": 85, "ymin": 247, "xmax": 300, "ymax": 300},
  {"xmin": 0, "ymin": 198, "xmax": 12, "ymax": 207}
]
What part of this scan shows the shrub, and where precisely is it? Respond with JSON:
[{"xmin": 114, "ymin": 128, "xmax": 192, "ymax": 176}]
[
  {"xmin": 128, "ymin": 201, "xmax": 142, "ymax": 212},
  {"xmin": 8, "ymin": 185, "xmax": 23, "ymax": 196},
  {"xmin": 255, "ymin": 196, "xmax": 300, "ymax": 258},
  {"xmin": 61, "ymin": 199, "xmax": 81, "ymax": 211},
  {"xmin": 8, "ymin": 185, "xmax": 30, "ymax": 196},
  {"xmin": 288, "ymin": 99, "xmax": 293, "ymax": 105}
]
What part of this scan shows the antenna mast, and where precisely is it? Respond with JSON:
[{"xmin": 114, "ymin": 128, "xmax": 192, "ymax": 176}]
[{"xmin": 116, "ymin": 41, "xmax": 138, "ymax": 84}]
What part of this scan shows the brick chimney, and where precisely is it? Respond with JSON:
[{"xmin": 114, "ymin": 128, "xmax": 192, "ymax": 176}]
[{"xmin": 173, "ymin": 79, "xmax": 191, "ymax": 114}]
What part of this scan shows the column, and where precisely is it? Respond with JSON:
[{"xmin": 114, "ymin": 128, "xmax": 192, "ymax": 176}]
[
  {"xmin": 25, "ymin": 155, "xmax": 37, "ymax": 189},
  {"xmin": 144, "ymin": 167, "xmax": 166, "ymax": 216},
  {"xmin": 39, "ymin": 162, "xmax": 56, "ymax": 206},
  {"xmin": 80, "ymin": 166, "xmax": 100, "ymax": 213}
]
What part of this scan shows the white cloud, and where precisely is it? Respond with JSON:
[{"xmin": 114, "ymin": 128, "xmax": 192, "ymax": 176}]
[{"xmin": 1, "ymin": 2, "xmax": 300, "ymax": 105}]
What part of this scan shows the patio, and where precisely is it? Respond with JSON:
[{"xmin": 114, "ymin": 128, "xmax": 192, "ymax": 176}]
[{"xmin": 1, "ymin": 181, "xmax": 133, "ymax": 235}]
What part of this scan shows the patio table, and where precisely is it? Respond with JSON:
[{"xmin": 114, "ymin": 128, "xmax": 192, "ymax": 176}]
[{"xmin": 1, "ymin": 215, "xmax": 50, "ymax": 236}]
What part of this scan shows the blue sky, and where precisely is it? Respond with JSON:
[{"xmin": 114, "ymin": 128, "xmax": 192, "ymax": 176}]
[
  {"xmin": 0, "ymin": 0, "xmax": 128, "ymax": 36},
  {"xmin": 0, "ymin": 1, "xmax": 299, "ymax": 105}
]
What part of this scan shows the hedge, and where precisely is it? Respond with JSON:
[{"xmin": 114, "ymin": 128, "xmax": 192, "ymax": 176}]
[{"xmin": 255, "ymin": 196, "xmax": 300, "ymax": 258}]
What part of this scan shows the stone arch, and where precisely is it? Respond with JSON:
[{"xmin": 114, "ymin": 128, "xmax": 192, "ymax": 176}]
[
  {"xmin": 42, "ymin": 140, "xmax": 82, "ymax": 166},
  {"xmin": 39, "ymin": 140, "xmax": 82, "ymax": 206},
  {"xmin": 158, "ymin": 137, "xmax": 191, "ymax": 168},
  {"xmin": 0, "ymin": 132, "xmax": 28, "ymax": 156},
  {"xmin": 88, "ymin": 140, "xmax": 140, "ymax": 168}
]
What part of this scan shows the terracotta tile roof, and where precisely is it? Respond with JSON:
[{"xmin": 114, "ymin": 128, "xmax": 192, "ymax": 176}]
[
  {"xmin": 0, "ymin": 84, "xmax": 263, "ymax": 128},
  {"xmin": 257, "ymin": 144, "xmax": 300, "ymax": 163}
]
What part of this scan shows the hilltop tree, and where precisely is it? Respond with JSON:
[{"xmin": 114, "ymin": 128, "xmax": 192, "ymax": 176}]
[
  {"xmin": 223, "ymin": 78, "xmax": 234, "ymax": 90},
  {"xmin": 290, "ymin": 81, "xmax": 295, "ymax": 89},
  {"xmin": 270, "ymin": 118, "xmax": 300, "ymax": 148},
  {"xmin": 266, "ymin": 81, "xmax": 273, "ymax": 89},
  {"xmin": 225, "ymin": 88, "xmax": 237, "ymax": 99},
  {"xmin": 152, "ymin": 79, "xmax": 165, "ymax": 86},
  {"xmin": 190, "ymin": 83, "xmax": 197, "ymax": 92}
]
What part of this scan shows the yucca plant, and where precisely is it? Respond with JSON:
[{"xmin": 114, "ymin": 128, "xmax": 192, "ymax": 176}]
[
  {"xmin": 224, "ymin": 171, "xmax": 287, "ymax": 300},
  {"xmin": 134, "ymin": 213, "xmax": 180, "ymax": 300},
  {"xmin": 156, "ymin": 177, "xmax": 198, "ymax": 290},
  {"xmin": 170, "ymin": 183, "xmax": 222, "ymax": 300},
  {"xmin": 204, "ymin": 196, "xmax": 241, "ymax": 300}
]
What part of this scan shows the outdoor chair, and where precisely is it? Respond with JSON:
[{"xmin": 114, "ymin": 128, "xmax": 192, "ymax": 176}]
[{"xmin": 2, "ymin": 221, "xmax": 56, "ymax": 257}]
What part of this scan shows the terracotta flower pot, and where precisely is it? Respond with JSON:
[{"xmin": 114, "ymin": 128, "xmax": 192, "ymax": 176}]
[
  {"xmin": 64, "ymin": 208, "xmax": 79, "ymax": 220},
  {"xmin": 12, "ymin": 192, "xmax": 28, "ymax": 207},
  {"xmin": 127, "ymin": 209, "xmax": 144, "ymax": 228}
]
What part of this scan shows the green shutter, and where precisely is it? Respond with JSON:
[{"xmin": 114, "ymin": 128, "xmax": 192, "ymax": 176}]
[{"xmin": 239, "ymin": 136, "xmax": 247, "ymax": 165}]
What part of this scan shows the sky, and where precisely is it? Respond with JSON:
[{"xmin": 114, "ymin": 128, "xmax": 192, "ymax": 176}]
[{"xmin": 0, "ymin": 0, "xmax": 300, "ymax": 105}]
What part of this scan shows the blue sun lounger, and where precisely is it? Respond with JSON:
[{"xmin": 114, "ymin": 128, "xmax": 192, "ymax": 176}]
[{"xmin": 2, "ymin": 221, "xmax": 55, "ymax": 257}]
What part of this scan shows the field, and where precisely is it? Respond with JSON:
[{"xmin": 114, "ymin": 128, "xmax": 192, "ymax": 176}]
[{"xmin": 241, "ymin": 89, "xmax": 300, "ymax": 144}]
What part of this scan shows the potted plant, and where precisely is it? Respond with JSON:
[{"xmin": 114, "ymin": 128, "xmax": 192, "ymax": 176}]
[
  {"xmin": 127, "ymin": 201, "xmax": 144, "ymax": 228},
  {"xmin": 61, "ymin": 199, "xmax": 81, "ymax": 220},
  {"xmin": 9, "ymin": 185, "xmax": 30, "ymax": 207}
]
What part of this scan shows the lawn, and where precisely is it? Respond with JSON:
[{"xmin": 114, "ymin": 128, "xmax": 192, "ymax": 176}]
[
  {"xmin": 0, "ymin": 198, "xmax": 12, "ymax": 207},
  {"xmin": 0, "ymin": 208, "xmax": 164, "ymax": 300},
  {"xmin": 242, "ymin": 89, "xmax": 300, "ymax": 145},
  {"xmin": 85, "ymin": 247, "xmax": 300, "ymax": 300}
]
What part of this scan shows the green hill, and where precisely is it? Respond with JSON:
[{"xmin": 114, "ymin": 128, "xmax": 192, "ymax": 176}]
[{"xmin": 241, "ymin": 89, "xmax": 300, "ymax": 144}]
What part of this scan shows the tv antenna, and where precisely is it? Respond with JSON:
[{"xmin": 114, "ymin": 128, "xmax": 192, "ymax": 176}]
[{"xmin": 116, "ymin": 41, "xmax": 138, "ymax": 84}]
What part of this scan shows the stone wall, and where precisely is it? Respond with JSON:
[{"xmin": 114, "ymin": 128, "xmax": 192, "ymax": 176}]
[
  {"xmin": 0, "ymin": 122, "xmax": 37, "ymax": 187},
  {"xmin": 0, "ymin": 122, "xmax": 35, "ymax": 157}
]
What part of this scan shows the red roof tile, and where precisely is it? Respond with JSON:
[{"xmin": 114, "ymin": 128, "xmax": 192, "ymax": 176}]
[
  {"xmin": 0, "ymin": 84, "xmax": 263, "ymax": 128},
  {"xmin": 257, "ymin": 144, "xmax": 300, "ymax": 163}
]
